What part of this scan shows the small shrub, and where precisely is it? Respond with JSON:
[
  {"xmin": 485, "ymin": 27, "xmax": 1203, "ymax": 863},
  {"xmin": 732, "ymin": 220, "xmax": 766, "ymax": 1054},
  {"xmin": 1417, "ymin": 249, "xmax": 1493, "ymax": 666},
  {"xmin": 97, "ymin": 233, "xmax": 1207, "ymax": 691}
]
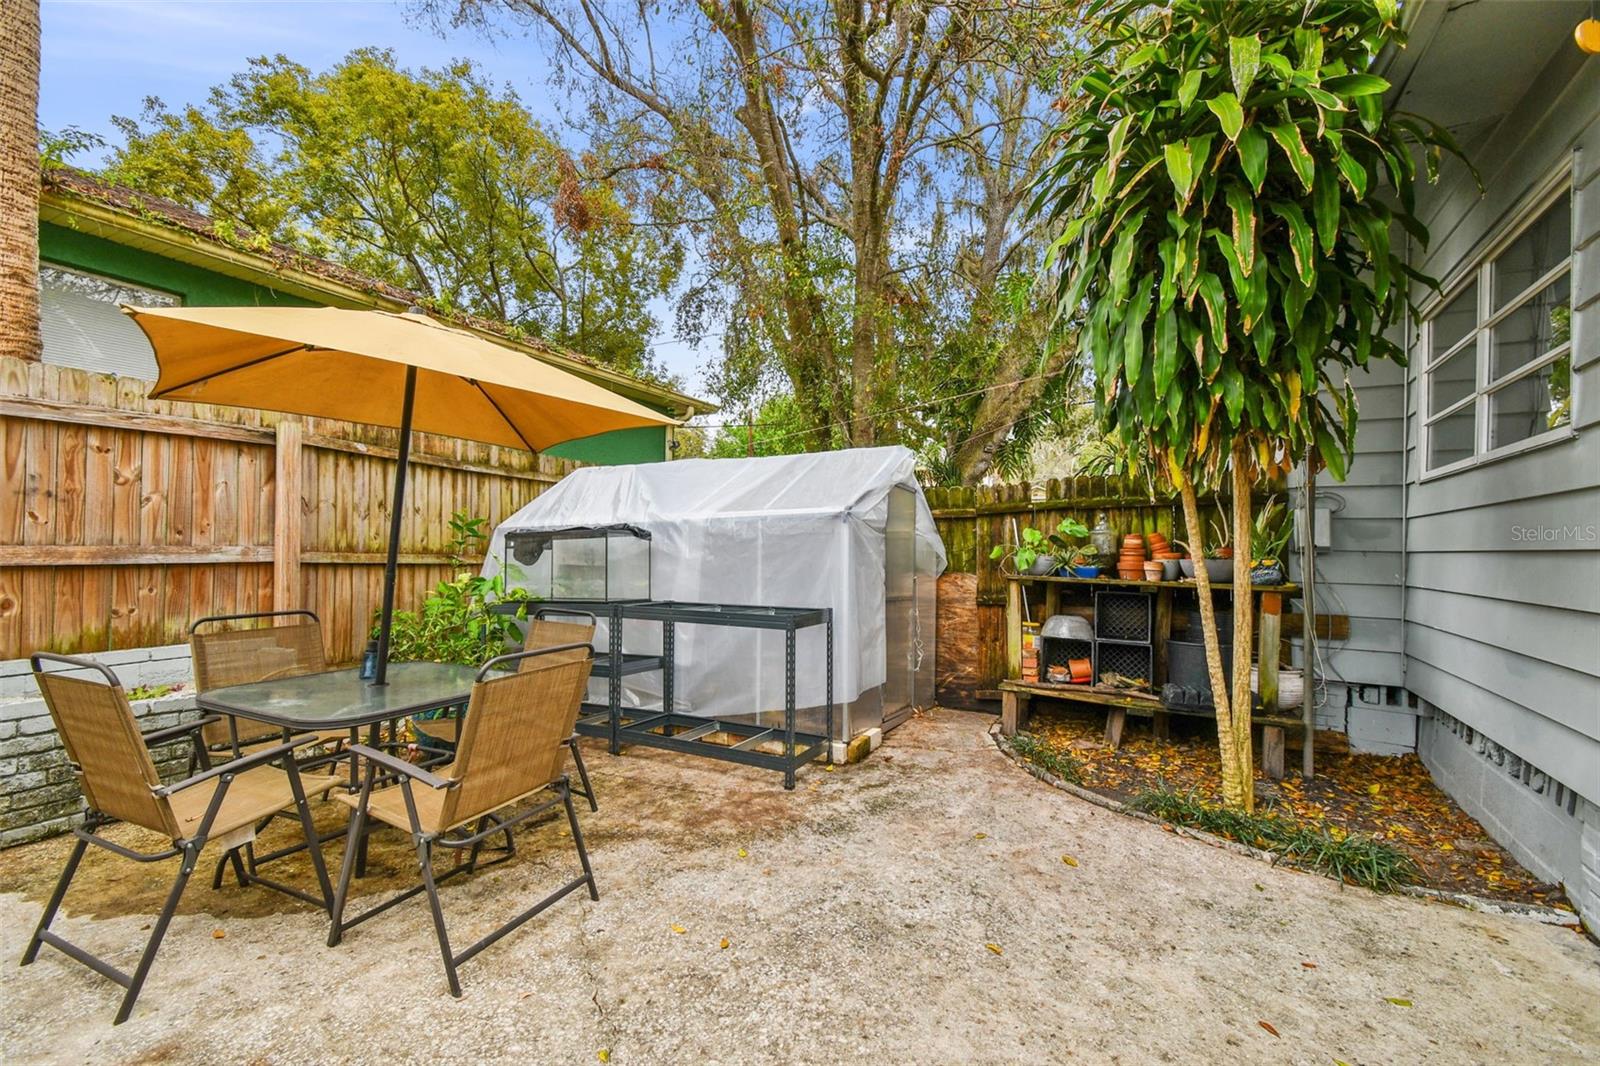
[
  {"xmin": 379, "ymin": 510, "xmax": 535, "ymax": 667},
  {"xmin": 1130, "ymin": 783, "xmax": 1422, "ymax": 893},
  {"xmin": 1009, "ymin": 732, "xmax": 1084, "ymax": 784}
]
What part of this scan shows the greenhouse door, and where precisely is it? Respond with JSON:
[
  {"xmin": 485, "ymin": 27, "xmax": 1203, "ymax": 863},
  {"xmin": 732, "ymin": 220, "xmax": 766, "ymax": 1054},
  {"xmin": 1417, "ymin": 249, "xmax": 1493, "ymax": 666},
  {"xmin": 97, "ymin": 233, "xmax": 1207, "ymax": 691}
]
[{"xmin": 882, "ymin": 485, "xmax": 917, "ymax": 731}]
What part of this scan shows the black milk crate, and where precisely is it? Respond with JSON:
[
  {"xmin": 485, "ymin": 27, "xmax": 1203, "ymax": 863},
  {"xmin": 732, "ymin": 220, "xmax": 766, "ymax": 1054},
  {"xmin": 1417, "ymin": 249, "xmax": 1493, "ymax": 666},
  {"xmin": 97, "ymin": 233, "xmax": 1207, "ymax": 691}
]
[
  {"xmin": 1040, "ymin": 637, "xmax": 1094, "ymax": 680},
  {"xmin": 1095, "ymin": 590, "xmax": 1154, "ymax": 642},
  {"xmin": 1094, "ymin": 640, "xmax": 1154, "ymax": 686}
]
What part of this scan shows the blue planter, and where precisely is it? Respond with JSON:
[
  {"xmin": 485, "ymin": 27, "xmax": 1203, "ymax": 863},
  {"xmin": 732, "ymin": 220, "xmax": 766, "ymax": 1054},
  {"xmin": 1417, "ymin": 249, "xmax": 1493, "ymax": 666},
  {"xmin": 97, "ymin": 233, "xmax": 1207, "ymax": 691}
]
[{"xmin": 1071, "ymin": 565, "xmax": 1101, "ymax": 578}]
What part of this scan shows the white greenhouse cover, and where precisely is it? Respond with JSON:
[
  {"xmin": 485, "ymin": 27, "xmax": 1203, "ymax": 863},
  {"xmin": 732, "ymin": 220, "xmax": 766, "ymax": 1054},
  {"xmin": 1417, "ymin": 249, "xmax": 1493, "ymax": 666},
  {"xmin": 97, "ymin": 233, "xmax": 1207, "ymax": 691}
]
[{"xmin": 484, "ymin": 446, "xmax": 946, "ymax": 720}]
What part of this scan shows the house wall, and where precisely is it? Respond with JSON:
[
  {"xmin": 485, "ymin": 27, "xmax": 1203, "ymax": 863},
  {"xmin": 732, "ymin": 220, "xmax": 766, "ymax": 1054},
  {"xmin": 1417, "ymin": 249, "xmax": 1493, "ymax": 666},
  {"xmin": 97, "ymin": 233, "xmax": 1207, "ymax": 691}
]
[
  {"xmin": 38, "ymin": 222, "xmax": 672, "ymax": 468},
  {"xmin": 1312, "ymin": 39, "xmax": 1600, "ymax": 924}
]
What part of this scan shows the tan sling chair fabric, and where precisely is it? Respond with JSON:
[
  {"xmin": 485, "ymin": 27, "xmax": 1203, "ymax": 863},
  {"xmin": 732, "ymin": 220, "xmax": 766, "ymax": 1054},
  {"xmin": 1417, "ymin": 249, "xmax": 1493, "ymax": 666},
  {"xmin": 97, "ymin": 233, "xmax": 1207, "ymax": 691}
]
[
  {"xmin": 22, "ymin": 654, "xmax": 336, "ymax": 1024},
  {"xmin": 410, "ymin": 611, "xmax": 599, "ymax": 810},
  {"xmin": 328, "ymin": 644, "xmax": 598, "ymax": 998}
]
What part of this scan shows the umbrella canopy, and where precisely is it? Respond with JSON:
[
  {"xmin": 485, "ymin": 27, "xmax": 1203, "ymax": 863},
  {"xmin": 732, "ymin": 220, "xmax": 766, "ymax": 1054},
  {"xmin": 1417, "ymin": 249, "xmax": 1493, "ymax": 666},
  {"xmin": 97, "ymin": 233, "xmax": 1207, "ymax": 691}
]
[
  {"xmin": 123, "ymin": 304, "xmax": 679, "ymax": 684},
  {"xmin": 123, "ymin": 305, "xmax": 674, "ymax": 450}
]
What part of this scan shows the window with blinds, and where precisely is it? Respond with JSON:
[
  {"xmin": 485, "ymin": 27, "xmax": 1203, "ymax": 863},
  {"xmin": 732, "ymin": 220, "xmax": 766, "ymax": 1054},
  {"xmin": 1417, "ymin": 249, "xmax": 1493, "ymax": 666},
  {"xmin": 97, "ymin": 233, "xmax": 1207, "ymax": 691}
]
[{"xmin": 40, "ymin": 265, "xmax": 180, "ymax": 381}]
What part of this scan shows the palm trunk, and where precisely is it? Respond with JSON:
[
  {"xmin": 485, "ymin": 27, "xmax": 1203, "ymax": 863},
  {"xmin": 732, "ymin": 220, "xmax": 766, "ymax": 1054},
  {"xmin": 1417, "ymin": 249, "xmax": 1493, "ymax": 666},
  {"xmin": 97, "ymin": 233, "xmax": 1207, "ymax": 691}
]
[
  {"xmin": 1229, "ymin": 441, "xmax": 1256, "ymax": 812},
  {"xmin": 0, "ymin": 0, "xmax": 42, "ymax": 362},
  {"xmin": 1177, "ymin": 467, "xmax": 1249, "ymax": 809}
]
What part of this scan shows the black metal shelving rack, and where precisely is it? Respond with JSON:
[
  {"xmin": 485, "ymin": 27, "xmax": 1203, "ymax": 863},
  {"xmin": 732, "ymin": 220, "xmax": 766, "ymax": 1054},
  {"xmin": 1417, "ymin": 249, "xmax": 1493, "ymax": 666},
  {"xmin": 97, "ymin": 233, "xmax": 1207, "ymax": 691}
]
[{"xmin": 494, "ymin": 599, "xmax": 834, "ymax": 790}]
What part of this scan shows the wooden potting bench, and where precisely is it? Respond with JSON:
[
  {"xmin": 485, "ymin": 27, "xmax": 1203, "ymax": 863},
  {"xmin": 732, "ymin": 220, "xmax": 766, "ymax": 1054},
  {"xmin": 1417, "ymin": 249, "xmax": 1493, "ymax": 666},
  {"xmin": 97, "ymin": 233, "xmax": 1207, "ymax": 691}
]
[{"xmin": 999, "ymin": 574, "xmax": 1304, "ymax": 779}]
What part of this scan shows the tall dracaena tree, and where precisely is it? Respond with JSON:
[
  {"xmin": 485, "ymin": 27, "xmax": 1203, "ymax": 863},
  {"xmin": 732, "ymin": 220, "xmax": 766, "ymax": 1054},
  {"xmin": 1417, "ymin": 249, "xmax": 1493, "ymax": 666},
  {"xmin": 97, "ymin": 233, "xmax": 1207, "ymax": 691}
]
[{"xmin": 1032, "ymin": 0, "xmax": 1460, "ymax": 809}]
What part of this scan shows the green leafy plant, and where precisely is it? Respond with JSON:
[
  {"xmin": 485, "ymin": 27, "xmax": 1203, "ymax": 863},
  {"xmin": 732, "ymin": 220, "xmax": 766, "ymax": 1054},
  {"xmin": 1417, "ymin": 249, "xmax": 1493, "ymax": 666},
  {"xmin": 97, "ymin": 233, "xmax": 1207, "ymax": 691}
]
[
  {"xmin": 1032, "ymin": 0, "xmax": 1462, "ymax": 809},
  {"xmin": 380, "ymin": 511, "xmax": 535, "ymax": 667},
  {"xmin": 990, "ymin": 517, "xmax": 1092, "ymax": 573},
  {"xmin": 1130, "ymin": 784, "xmax": 1421, "ymax": 893},
  {"xmin": 1251, "ymin": 495, "xmax": 1294, "ymax": 563},
  {"xmin": 1009, "ymin": 732, "xmax": 1085, "ymax": 784}
]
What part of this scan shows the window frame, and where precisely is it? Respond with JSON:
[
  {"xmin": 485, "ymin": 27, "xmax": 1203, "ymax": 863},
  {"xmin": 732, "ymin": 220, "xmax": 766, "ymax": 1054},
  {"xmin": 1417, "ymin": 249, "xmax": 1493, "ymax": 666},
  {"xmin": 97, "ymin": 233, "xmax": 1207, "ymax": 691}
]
[{"xmin": 1419, "ymin": 170, "xmax": 1577, "ymax": 480}]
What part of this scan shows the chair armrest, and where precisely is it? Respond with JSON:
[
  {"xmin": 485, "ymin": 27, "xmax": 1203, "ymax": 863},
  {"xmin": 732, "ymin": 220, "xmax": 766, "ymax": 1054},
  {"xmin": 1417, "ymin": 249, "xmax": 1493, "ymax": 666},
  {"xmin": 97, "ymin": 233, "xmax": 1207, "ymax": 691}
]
[
  {"xmin": 345, "ymin": 744, "xmax": 456, "ymax": 790},
  {"xmin": 141, "ymin": 715, "xmax": 221, "ymax": 747},
  {"xmin": 155, "ymin": 734, "xmax": 318, "ymax": 796}
]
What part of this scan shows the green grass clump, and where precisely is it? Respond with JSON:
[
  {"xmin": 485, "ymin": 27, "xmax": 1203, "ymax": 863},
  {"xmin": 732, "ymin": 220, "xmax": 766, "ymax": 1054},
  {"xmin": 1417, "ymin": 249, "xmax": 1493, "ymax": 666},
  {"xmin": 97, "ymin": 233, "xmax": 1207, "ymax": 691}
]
[
  {"xmin": 1009, "ymin": 733, "xmax": 1083, "ymax": 784},
  {"xmin": 1130, "ymin": 784, "xmax": 1422, "ymax": 893}
]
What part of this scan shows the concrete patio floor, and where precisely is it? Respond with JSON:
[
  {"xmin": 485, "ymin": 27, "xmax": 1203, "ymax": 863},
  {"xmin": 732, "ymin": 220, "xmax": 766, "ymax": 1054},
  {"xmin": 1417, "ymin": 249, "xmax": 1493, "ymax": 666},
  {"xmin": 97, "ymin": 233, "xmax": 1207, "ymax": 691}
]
[{"xmin": 1, "ymin": 707, "xmax": 1596, "ymax": 1065}]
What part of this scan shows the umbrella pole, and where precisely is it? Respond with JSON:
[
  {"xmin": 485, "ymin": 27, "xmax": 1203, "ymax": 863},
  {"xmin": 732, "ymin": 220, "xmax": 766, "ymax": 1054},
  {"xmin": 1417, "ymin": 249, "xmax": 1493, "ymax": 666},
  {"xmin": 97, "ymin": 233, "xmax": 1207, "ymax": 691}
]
[{"xmin": 373, "ymin": 366, "xmax": 418, "ymax": 686}]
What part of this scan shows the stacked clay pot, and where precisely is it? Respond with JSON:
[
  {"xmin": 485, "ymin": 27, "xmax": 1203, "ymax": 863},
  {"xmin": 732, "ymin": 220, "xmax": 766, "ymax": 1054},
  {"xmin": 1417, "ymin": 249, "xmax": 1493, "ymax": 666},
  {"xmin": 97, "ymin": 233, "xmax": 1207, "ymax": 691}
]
[{"xmin": 1118, "ymin": 533, "xmax": 1146, "ymax": 580}]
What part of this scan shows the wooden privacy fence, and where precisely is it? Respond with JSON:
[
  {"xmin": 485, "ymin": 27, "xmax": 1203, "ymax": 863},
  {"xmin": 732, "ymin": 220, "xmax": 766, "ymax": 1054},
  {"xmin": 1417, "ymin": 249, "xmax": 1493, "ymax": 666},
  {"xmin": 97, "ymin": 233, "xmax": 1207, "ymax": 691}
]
[
  {"xmin": 0, "ymin": 360, "xmax": 580, "ymax": 664},
  {"xmin": 926, "ymin": 477, "xmax": 1248, "ymax": 706}
]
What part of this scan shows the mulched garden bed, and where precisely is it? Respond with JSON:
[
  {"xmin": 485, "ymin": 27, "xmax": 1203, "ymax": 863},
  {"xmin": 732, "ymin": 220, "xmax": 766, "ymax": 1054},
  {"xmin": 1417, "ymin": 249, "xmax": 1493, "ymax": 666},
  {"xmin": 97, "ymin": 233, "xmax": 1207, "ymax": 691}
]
[{"xmin": 1019, "ymin": 702, "xmax": 1572, "ymax": 911}]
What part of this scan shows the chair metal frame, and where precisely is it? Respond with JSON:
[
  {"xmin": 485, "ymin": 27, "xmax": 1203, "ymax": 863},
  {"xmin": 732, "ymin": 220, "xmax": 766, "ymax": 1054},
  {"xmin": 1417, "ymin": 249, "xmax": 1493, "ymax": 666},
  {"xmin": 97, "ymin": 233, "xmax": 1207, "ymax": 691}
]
[
  {"xmin": 327, "ymin": 644, "xmax": 600, "ymax": 998},
  {"xmin": 188, "ymin": 609, "xmax": 349, "ymax": 890},
  {"xmin": 20, "ymin": 653, "xmax": 335, "ymax": 1025},
  {"xmin": 409, "ymin": 606, "xmax": 599, "ymax": 811}
]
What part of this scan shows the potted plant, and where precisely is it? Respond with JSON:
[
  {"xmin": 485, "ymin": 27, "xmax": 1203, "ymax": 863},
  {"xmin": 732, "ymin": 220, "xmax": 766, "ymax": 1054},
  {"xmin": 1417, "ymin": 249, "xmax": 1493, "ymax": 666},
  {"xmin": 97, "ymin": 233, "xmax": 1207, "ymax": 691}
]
[
  {"xmin": 1175, "ymin": 518, "xmax": 1233, "ymax": 584},
  {"xmin": 991, "ymin": 518, "xmax": 1090, "ymax": 576},
  {"xmin": 1066, "ymin": 546, "xmax": 1106, "ymax": 578},
  {"xmin": 1250, "ymin": 496, "xmax": 1293, "ymax": 585}
]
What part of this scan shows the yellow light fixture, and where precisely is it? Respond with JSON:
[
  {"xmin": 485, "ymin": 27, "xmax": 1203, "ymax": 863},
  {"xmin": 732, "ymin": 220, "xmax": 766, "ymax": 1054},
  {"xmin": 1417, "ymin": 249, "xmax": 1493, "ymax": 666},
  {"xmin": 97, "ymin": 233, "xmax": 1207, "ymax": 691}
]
[{"xmin": 1579, "ymin": 17, "xmax": 1600, "ymax": 54}]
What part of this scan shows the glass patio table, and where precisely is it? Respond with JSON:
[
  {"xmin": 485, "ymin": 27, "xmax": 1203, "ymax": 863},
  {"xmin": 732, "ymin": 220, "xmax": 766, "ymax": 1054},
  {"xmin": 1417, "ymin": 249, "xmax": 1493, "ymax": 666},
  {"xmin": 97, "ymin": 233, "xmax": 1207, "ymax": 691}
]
[
  {"xmin": 195, "ymin": 661, "xmax": 482, "ymax": 877},
  {"xmin": 194, "ymin": 661, "xmax": 481, "ymax": 736}
]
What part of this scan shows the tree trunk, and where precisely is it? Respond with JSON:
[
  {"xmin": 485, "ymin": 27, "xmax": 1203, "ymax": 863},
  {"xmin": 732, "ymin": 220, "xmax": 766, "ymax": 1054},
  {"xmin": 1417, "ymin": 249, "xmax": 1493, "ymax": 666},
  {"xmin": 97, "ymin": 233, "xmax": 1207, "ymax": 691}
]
[
  {"xmin": 0, "ymin": 0, "xmax": 42, "ymax": 363},
  {"xmin": 1229, "ymin": 440, "xmax": 1257, "ymax": 809},
  {"xmin": 1177, "ymin": 466, "xmax": 1249, "ymax": 810}
]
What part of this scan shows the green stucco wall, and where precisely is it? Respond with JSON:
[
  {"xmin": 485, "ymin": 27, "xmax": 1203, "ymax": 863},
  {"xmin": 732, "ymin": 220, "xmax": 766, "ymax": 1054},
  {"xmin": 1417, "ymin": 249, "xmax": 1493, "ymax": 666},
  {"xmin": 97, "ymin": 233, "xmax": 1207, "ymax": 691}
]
[{"xmin": 40, "ymin": 222, "xmax": 669, "ymax": 467}]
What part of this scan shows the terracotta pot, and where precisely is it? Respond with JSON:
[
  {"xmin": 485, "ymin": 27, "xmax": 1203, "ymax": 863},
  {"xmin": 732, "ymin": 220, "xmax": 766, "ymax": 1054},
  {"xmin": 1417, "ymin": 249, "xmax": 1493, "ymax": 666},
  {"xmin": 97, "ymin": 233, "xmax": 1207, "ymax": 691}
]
[
  {"xmin": 1068, "ymin": 657, "xmax": 1092, "ymax": 683},
  {"xmin": 1215, "ymin": 547, "xmax": 1234, "ymax": 559},
  {"xmin": 1143, "ymin": 563, "xmax": 1164, "ymax": 581},
  {"xmin": 1117, "ymin": 567, "xmax": 1144, "ymax": 581}
]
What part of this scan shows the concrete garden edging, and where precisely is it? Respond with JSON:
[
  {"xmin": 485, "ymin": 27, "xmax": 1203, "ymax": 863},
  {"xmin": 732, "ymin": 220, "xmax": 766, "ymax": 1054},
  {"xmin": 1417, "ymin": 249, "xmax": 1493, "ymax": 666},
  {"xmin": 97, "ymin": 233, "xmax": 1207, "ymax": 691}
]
[{"xmin": 987, "ymin": 722, "xmax": 1580, "ymax": 928}]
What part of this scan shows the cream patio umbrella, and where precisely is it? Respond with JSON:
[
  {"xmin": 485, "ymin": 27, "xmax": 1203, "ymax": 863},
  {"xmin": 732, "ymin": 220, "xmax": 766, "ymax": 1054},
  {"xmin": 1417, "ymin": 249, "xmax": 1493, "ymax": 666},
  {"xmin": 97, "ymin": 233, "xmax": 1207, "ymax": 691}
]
[{"xmin": 123, "ymin": 304, "xmax": 677, "ymax": 684}]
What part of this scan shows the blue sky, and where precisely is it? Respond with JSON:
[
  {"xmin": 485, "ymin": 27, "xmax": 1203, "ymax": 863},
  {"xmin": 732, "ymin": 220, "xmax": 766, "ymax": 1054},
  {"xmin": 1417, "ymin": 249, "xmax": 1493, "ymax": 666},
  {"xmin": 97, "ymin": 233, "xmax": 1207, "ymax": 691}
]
[{"xmin": 39, "ymin": 0, "xmax": 714, "ymax": 396}]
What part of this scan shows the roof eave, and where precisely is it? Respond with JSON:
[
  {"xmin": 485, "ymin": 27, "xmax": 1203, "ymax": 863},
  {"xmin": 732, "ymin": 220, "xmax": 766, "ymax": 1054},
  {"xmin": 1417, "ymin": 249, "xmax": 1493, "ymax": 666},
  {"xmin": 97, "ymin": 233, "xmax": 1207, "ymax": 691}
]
[{"xmin": 40, "ymin": 184, "xmax": 716, "ymax": 418}]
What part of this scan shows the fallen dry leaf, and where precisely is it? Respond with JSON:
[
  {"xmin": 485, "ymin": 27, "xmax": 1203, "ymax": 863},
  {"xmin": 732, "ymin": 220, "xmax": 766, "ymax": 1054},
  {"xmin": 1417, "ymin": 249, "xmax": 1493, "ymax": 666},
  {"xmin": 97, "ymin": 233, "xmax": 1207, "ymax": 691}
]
[
  {"xmin": 737, "ymin": 847, "xmax": 748, "ymax": 859},
  {"xmin": 720, "ymin": 937, "xmax": 730, "ymax": 950},
  {"xmin": 1061, "ymin": 855, "xmax": 1079, "ymax": 867},
  {"xmin": 974, "ymin": 832, "xmax": 987, "ymax": 839},
  {"xmin": 985, "ymin": 943, "xmax": 1004, "ymax": 956},
  {"xmin": 211, "ymin": 929, "xmax": 226, "ymax": 939},
  {"xmin": 1301, "ymin": 961, "xmax": 1318, "ymax": 969},
  {"xmin": 670, "ymin": 923, "xmax": 686, "ymax": 935},
  {"xmin": 1385, "ymin": 997, "xmax": 1413, "ymax": 1008},
  {"xmin": 597, "ymin": 1050, "xmax": 610, "ymax": 1063},
  {"xmin": 1258, "ymin": 1020, "xmax": 1279, "ymax": 1038}
]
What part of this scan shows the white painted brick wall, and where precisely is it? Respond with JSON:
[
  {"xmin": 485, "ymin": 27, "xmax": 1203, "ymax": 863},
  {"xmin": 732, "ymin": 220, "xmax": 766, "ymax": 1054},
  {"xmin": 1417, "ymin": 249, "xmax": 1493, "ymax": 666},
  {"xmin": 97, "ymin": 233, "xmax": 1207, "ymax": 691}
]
[
  {"xmin": 0, "ymin": 644, "xmax": 193, "ymax": 699},
  {"xmin": 0, "ymin": 664, "xmax": 198, "ymax": 847}
]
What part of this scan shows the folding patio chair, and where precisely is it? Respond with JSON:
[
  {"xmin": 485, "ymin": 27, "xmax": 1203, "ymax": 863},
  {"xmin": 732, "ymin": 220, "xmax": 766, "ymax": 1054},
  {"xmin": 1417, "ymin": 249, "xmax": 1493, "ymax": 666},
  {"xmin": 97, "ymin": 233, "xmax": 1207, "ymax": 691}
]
[
  {"xmin": 411, "ymin": 608, "xmax": 598, "ymax": 810},
  {"xmin": 189, "ymin": 610, "xmax": 349, "ymax": 890},
  {"xmin": 327, "ymin": 643, "xmax": 599, "ymax": 998},
  {"xmin": 188, "ymin": 610, "xmax": 336, "ymax": 757},
  {"xmin": 21, "ymin": 653, "xmax": 337, "ymax": 1025}
]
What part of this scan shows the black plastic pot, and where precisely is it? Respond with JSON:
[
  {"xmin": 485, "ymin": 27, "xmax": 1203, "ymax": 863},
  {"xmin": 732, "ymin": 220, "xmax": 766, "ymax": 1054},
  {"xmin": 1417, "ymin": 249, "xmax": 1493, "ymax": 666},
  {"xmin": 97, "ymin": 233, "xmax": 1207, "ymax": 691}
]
[{"xmin": 1166, "ymin": 636, "xmax": 1234, "ymax": 691}]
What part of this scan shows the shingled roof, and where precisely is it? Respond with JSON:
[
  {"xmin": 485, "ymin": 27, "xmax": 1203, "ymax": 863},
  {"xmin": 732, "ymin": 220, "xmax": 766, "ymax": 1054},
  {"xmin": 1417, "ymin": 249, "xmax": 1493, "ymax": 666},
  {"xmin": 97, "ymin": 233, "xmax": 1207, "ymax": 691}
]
[{"xmin": 40, "ymin": 167, "xmax": 710, "ymax": 415}]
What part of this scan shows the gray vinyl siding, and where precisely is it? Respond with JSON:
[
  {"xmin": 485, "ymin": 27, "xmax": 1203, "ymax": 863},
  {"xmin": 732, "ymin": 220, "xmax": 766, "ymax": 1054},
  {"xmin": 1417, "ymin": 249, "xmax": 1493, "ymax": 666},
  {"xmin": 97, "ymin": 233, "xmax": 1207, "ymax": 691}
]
[
  {"xmin": 1398, "ymin": 45, "xmax": 1600, "ymax": 799},
  {"xmin": 1288, "ymin": 359, "xmax": 1406, "ymax": 689}
]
